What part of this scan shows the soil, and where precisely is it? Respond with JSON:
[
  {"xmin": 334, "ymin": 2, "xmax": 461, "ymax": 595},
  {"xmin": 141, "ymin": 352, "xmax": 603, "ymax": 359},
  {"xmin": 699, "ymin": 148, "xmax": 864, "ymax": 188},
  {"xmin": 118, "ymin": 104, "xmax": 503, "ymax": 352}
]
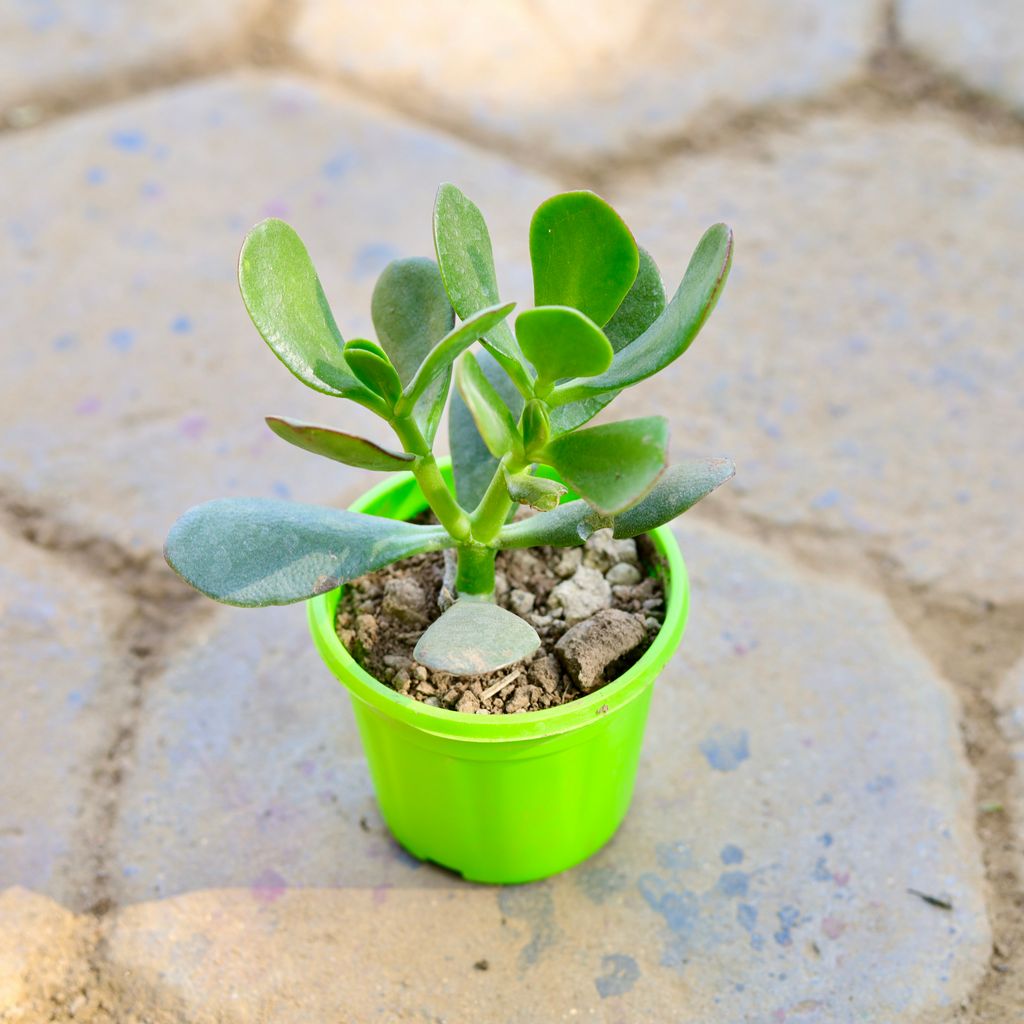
[{"xmin": 335, "ymin": 529, "xmax": 666, "ymax": 714}]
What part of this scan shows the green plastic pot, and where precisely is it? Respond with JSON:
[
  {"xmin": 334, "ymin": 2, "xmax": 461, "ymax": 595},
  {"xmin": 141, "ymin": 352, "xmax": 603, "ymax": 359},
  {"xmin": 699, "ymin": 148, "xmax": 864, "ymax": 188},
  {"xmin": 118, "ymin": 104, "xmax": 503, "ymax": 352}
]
[{"xmin": 307, "ymin": 466, "xmax": 690, "ymax": 884}]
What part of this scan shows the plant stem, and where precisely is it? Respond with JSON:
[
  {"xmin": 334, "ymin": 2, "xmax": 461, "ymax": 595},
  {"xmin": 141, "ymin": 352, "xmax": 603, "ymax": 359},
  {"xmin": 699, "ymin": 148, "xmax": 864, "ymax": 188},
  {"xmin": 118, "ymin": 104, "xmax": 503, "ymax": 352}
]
[
  {"xmin": 470, "ymin": 454, "xmax": 525, "ymax": 544},
  {"xmin": 454, "ymin": 544, "xmax": 496, "ymax": 596},
  {"xmin": 393, "ymin": 415, "xmax": 471, "ymax": 542}
]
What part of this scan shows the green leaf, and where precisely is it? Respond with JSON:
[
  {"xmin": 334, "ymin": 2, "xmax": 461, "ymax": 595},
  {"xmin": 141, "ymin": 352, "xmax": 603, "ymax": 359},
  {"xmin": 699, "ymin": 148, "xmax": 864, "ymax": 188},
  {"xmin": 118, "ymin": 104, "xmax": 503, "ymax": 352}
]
[
  {"xmin": 165, "ymin": 499, "xmax": 452, "ymax": 607},
  {"xmin": 371, "ymin": 257, "xmax": 454, "ymax": 385},
  {"xmin": 503, "ymin": 467, "xmax": 567, "ymax": 512},
  {"xmin": 454, "ymin": 352, "xmax": 523, "ymax": 461},
  {"xmin": 371, "ymin": 257, "xmax": 454, "ymax": 442},
  {"xmin": 542, "ymin": 417, "xmax": 668, "ymax": 515},
  {"xmin": 449, "ymin": 350, "xmax": 524, "ymax": 509},
  {"xmin": 549, "ymin": 224, "xmax": 733, "ymax": 406},
  {"xmin": 433, "ymin": 183, "xmax": 533, "ymax": 395},
  {"xmin": 547, "ymin": 248, "xmax": 667, "ymax": 435},
  {"xmin": 265, "ymin": 416, "xmax": 414, "ymax": 471},
  {"xmin": 238, "ymin": 219, "xmax": 378, "ymax": 407},
  {"xmin": 498, "ymin": 457, "xmax": 735, "ymax": 548},
  {"xmin": 604, "ymin": 246, "xmax": 666, "ymax": 353},
  {"xmin": 515, "ymin": 306, "xmax": 613, "ymax": 390},
  {"xmin": 529, "ymin": 191, "xmax": 639, "ymax": 327},
  {"xmin": 521, "ymin": 399, "xmax": 551, "ymax": 456},
  {"xmin": 413, "ymin": 597, "xmax": 540, "ymax": 676},
  {"xmin": 343, "ymin": 341, "xmax": 402, "ymax": 406},
  {"xmin": 396, "ymin": 302, "xmax": 515, "ymax": 415}
]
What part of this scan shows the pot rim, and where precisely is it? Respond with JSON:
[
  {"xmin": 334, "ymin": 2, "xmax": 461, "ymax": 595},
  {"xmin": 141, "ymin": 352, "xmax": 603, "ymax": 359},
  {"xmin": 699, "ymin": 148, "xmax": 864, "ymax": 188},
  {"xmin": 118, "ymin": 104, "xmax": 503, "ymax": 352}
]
[{"xmin": 307, "ymin": 466, "xmax": 689, "ymax": 743}]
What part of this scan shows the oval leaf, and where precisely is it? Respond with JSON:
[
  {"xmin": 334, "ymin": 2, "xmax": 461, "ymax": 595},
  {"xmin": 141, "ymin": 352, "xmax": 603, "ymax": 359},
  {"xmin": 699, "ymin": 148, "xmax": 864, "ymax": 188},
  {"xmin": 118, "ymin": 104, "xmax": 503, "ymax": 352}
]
[
  {"xmin": 165, "ymin": 499, "xmax": 452, "ymax": 607},
  {"xmin": 449, "ymin": 350, "xmax": 524, "ymax": 510},
  {"xmin": 433, "ymin": 183, "xmax": 533, "ymax": 394},
  {"xmin": 604, "ymin": 246, "xmax": 666, "ymax": 353},
  {"xmin": 397, "ymin": 302, "xmax": 515, "ymax": 414},
  {"xmin": 498, "ymin": 457, "xmax": 735, "ymax": 548},
  {"xmin": 516, "ymin": 306, "xmax": 613, "ymax": 390},
  {"xmin": 542, "ymin": 417, "xmax": 668, "ymax": 515},
  {"xmin": 454, "ymin": 352, "xmax": 523, "ymax": 462},
  {"xmin": 413, "ymin": 598, "xmax": 540, "ymax": 676},
  {"xmin": 550, "ymin": 224, "xmax": 733, "ymax": 406},
  {"xmin": 239, "ymin": 219, "xmax": 371, "ymax": 402},
  {"xmin": 265, "ymin": 417, "xmax": 414, "ymax": 471},
  {"xmin": 371, "ymin": 257, "xmax": 454, "ymax": 386},
  {"xmin": 530, "ymin": 191, "xmax": 639, "ymax": 327},
  {"xmin": 547, "ymin": 247, "xmax": 667, "ymax": 435}
]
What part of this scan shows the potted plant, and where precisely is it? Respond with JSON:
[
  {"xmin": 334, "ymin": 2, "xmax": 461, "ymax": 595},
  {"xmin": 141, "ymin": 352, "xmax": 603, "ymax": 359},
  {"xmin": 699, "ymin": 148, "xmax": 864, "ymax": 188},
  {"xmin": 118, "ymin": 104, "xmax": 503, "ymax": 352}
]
[{"xmin": 165, "ymin": 185, "xmax": 734, "ymax": 883}]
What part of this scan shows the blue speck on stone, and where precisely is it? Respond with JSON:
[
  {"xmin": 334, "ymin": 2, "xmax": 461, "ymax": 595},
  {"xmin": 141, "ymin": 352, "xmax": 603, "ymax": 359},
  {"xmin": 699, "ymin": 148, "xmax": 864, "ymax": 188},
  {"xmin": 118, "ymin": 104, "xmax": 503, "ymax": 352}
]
[
  {"xmin": 656, "ymin": 841, "xmax": 693, "ymax": 871},
  {"xmin": 272, "ymin": 481, "xmax": 291, "ymax": 499},
  {"xmin": 65, "ymin": 690, "xmax": 84, "ymax": 709},
  {"xmin": 108, "ymin": 328, "xmax": 135, "ymax": 352},
  {"xmin": 322, "ymin": 153, "xmax": 356, "ymax": 180},
  {"xmin": 171, "ymin": 315, "xmax": 193, "ymax": 334},
  {"xmin": 820, "ymin": 832, "xmax": 833, "ymax": 847},
  {"xmin": 750, "ymin": 933, "xmax": 765, "ymax": 951},
  {"xmin": 110, "ymin": 129, "xmax": 147, "ymax": 152},
  {"xmin": 866, "ymin": 774, "xmax": 895, "ymax": 794},
  {"xmin": 52, "ymin": 334, "xmax": 76, "ymax": 352},
  {"xmin": 737, "ymin": 903, "xmax": 758, "ymax": 932},
  {"xmin": 594, "ymin": 953, "xmax": 640, "ymax": 998},
  {"xmin": 720, "ymin": 844, "xmax": 744, "ymax": 865},
  {"xmin": 85, "ymin": 166, "xmax": 107, "ymax": 185},
  {"xmin": 812, "ymin": 857, "xmax": 832, "ymax": 882},
  {"xmin": 718, "ymin": 871, "xmax": 749, "ymax": 898},
  {"xmin": 774, "ymin": 905, "xmax": 801, "ymax": 946},
  {"xmin": 700, "ymin": 727, "xmax": 750, "ymax": 772},
  {"xmin": 811, "ymin": 489, "xmax": 841, "ymax": 510}
]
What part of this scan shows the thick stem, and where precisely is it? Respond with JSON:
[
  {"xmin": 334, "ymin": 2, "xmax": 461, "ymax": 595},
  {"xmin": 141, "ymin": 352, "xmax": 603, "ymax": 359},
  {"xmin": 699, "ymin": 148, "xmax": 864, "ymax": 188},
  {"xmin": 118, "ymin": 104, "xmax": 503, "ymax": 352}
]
[
  {"xmin": 393, "ymin": 415, "xmax": 471, "ymax": 542},
  {"xmin": 455, "ymin": 544, "xmax": 496, "ymax": 596},
  {"xmin": 470, "ymin": 454, "xmax": 526, "ymax": 544}
]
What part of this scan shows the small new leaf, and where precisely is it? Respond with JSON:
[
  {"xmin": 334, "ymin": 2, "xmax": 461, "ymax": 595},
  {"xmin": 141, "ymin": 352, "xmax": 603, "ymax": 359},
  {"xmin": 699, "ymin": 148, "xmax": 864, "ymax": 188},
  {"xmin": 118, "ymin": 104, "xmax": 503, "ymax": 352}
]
[
  {"xmin": 503, "ymin": 467, "xmax": 567, "ymax": 512},
  {"xmin": 530, "ymin": 191, "xmax": 639, "ymax": 327},
  {"xmin": 265, "ymin": 417, "xmax": 414, "ymax": 471},
  {"xmin": 542, "ymin": 417, "xmax": 668, "ymax": 515},
  {"xmin": 344, "ymin": 341, "xmax": 403, "ymax": 407},
  {"xmin": 414, "ymin": 597, "xmax": 540, "ymax": 676},
  {"xmin": 165, "ymin": 499, "xmax": 453, "ymax": 606}
]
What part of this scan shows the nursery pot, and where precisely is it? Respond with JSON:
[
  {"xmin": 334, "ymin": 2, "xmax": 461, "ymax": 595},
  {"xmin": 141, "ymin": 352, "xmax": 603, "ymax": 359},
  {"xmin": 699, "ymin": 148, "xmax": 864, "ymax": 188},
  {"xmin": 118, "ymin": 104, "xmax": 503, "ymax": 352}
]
[{"xmin": 307, "ymin": 465, "xmax": 690, "ymax": 884}]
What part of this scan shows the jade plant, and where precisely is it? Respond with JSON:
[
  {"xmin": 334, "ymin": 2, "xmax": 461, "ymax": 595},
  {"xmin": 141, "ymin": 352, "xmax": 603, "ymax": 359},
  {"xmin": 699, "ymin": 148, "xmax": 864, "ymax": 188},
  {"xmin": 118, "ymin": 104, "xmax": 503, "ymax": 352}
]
[{"xmin": 165, "ymin": 186, "xmax": 735, "ymax": 676}]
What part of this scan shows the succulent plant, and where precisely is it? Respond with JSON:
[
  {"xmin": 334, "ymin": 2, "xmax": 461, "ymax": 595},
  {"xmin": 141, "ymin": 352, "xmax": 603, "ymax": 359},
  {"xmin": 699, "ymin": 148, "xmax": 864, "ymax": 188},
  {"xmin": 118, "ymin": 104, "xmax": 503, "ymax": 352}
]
[{"xmin": 165, "ymin": 186, "xmax": 735, "ymax": 675}]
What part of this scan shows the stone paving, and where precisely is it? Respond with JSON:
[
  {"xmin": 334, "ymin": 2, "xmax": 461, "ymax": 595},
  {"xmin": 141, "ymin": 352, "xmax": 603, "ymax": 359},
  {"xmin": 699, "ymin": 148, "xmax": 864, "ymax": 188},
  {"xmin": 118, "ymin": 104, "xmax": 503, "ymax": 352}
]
[{"xmin": 1, "ymin": 4, "xmax": 1022, "ymax": 1023}]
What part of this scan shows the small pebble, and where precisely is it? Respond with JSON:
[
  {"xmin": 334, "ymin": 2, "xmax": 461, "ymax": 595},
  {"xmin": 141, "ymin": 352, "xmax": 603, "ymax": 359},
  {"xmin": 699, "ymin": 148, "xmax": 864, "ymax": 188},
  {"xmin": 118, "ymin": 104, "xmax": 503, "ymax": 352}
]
[
  {"xmin": 422, "ymin": 696, "xmax": 441, "ymax": 707},
  {"xmin": 552, "ymin": 547, "xmax": 583, "ymax": 578},
  {"xmin": 606, "ymin": 562, "xmax": 642, "ymax": 586},
  {"xmin": 509, "ymin": 589, "xmax": 536, "ymax": 616}
]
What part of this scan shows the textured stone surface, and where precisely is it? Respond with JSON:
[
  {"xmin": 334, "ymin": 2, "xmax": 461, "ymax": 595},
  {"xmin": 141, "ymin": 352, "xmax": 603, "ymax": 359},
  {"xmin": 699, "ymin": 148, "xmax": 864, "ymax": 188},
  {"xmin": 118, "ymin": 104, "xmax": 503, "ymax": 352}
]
[
  {"xmin": 112, "ymin": 603, "xmax": 439, "ymax": 902},
  {"xmin": 0, "ymin": 72, "xmax": 553, "ymax": 555},
  {"xmin": 0, "ymin": 2, "xmax": 260, "ymax": 111},
  {"xmin": 0, "ymin": 888, "xmax": 95, "ymax": 1019},
  {"xmin": 100, "ymin": 521, "xmax": 987, "ymax": 1021},
  {"xmin": 0, "ymin": 534, "xmax": 129, "ymax": 907},
  {"xmin": 292, "ymin": 0, "xmax": 884, "ymax": 162},
  {"xmin": 606, "ymin": 111, "xmax": 1024, "ymax": 603},
  {"xmin": 900, "ymin": 0, "xmax": 1024, "ymax": 110}
]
